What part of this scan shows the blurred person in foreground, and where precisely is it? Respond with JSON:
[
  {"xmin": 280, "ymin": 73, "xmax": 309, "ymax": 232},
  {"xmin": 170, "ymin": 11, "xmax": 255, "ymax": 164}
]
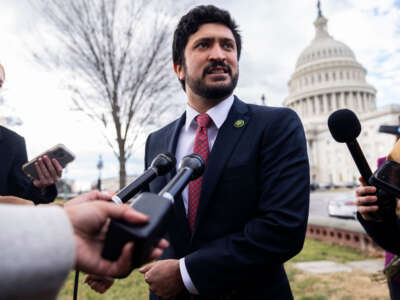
[
  {"xmin": 356, "ymin": 135, "xmax": 400, "ymax": 299},
  {"xmin": 0, "ymin": 191, "xmax": 168, "ymax": 300},
  {"xmin": 0, "ymin": 63, "xmax": 63, "ymax": 204}
]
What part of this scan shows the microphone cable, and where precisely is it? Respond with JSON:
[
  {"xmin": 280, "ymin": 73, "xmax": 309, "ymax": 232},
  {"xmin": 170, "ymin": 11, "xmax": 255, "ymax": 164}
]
[{"xmin": 73, "ymin": 271, "xmax": 79, "ymax": 300}]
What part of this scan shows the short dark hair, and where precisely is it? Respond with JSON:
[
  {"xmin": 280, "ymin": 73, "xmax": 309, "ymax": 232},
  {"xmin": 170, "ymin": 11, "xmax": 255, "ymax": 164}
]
[{"xmin": 172, "ymin": 5, "xmax": 242, "ymax": 67}]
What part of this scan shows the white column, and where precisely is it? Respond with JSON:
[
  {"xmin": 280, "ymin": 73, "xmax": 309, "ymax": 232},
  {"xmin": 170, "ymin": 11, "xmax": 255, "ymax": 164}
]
[
  {"xmin": 307, "ymin": 97, "xmax": 313, "ymax": 116},
  {"xmin": 322, "ymin": 94, "xmax": 328, "ymax": 114},
  {"xmin": 339, "ymin": 92, "xmax": 345, "ymax": 109},
  {"xmin": 360, "ymin": 92, "xmax": 365, "ymax": 112}
]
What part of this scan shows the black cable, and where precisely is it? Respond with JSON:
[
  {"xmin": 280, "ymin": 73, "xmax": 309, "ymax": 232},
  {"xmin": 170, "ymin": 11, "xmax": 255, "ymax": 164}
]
[{"xmin": 73, "ymin": 271, "xmax": 79, "ymax": 300}]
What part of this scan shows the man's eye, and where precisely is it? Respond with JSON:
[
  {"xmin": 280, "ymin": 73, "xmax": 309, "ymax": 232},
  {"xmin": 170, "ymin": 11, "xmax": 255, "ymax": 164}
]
[
  {"xmin": 197, "ymin": 42, "xmax": 209, "ymax": 49},
  {"xmin": 223, "ymin": 43, "xmax": 234, "ymax": 50}
]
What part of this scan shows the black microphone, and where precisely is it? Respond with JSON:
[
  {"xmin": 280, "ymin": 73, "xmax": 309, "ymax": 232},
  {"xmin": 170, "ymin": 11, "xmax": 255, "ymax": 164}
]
[
  {"xmin": 111, "ymin": 152, "xmax": 176, "ymax": 204},
  {"xmin": 101, "ymin": 154, "xmax": 205, "ymax": 271},
  {"xmin": 328, "ymin": 109, "xmax": 372, "ymax": 182},
  {"xmin": 379, "ymin": 125, "xmax": 400, "ymax": 136}
]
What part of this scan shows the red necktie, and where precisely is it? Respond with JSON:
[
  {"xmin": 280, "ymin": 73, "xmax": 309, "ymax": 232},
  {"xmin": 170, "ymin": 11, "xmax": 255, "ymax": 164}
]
[{"xmin": 188, "ymin": 113, "xmax": 211, "ymax": 231}]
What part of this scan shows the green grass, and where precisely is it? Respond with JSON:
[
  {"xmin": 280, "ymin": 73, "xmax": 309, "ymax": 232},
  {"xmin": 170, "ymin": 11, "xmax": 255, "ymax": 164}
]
[
  {"xmin": 290, "ymin": 238, "xmax": 371, "ymax": 263},
  {"xmin": 58, "ymin": 238, "xmax": 380, "ymax": 300}
]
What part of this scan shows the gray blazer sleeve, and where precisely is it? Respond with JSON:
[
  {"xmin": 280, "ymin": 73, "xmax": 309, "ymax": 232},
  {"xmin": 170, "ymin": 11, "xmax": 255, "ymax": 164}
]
[{"xmin": 0, "ymin": 205, "xmax": 76, "ymax": 300}]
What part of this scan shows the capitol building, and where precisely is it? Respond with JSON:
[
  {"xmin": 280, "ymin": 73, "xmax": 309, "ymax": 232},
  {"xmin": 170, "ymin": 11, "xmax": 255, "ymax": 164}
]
[{"xmin": 284, "ymin": 5, "xmax": 400, "ymax": 188}]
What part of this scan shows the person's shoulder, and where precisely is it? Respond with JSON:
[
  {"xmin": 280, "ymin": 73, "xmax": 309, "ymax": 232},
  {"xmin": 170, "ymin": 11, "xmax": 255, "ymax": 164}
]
[
  {"xmin": 240, "ymin": 101, "xmax": 300, "ymax": 123},
  {"xmin": 0, "ymin": 125, "xmax": 24, "ymax": 142},
  {"xmin": 148, "ymin": 116, "xmax": 183, "ymax": 138}
]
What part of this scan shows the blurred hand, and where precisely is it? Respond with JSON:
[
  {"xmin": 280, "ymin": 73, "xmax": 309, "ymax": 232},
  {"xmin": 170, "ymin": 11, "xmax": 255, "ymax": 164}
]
[
  {"xmin": 84, "ymin": 275, "xmax": 114, "ymax": 294},
  {"xmin": 355, "ymin": 176, "xmax": 378, "ymax": 221},
  {"xmin": 64, "ymin": 190, "xmax": 112, "ymax": 207},
  {"xmin": 65, "ymin": 201, "xmax": 169, "ymax": 278},
  {"xmin": 32, "ymin": 156, "xmax": 63, "ymax": 190}
]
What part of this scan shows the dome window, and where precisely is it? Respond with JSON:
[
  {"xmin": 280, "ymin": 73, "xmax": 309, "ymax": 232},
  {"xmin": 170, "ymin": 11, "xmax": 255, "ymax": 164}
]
[
  {"xmin": 325, "ymin": 73, "xmax": 329, "ymax": 81},
  {"xmin": 318, "ymin": 74, "xmax": 322, "ymax": 82},
  {"xmin": 340, "ymin": 71, "xmax": 343, "ymax": 80},
  {"xmin": 332, "ymin": 72, "xmax": 336, "ymax": 80}
]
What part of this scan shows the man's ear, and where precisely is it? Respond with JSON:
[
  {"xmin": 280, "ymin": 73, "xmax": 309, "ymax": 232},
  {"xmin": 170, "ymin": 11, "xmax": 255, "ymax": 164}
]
[{"xmin": 173, "ymin": 63, "xmax": 184, "ymax": 81}]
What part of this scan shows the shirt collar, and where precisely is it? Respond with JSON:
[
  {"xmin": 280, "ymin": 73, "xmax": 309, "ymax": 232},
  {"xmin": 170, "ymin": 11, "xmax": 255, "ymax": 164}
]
[{"xmin": 184, "ymin": 94, "xmax": 235, "ymax": 131}]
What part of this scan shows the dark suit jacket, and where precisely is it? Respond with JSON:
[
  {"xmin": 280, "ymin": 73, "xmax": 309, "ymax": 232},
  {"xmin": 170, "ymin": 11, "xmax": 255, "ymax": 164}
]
[
  {"xmin": 145, "ymin": 97, "xmax": 310, "ymax": 300},
  {"xmin": 358, "ymin": 213, "xmax": 400, "ymax": 255},
  {"xmin": 0, "ymin": 126, "xmax": 57, "ymax": 204}
]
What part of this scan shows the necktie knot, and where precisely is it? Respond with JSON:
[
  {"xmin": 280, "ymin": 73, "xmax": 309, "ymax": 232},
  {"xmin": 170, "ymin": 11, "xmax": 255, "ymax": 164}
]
[{"xmin": 196, "ymin": 113, "xmax": 211, "ymax": 128}]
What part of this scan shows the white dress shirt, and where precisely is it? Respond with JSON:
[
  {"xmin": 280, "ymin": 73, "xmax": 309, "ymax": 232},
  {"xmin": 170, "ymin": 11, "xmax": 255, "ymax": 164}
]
[{"xmin": 175, "ymin": 94, "xmax": 234, "ymax": 295}]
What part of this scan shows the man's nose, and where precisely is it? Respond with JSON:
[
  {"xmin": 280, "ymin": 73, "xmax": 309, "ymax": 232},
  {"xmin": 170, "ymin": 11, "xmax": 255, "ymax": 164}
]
[{"xmin": 208, "ymin": 45, "xmax": 226, "ymax": 61}]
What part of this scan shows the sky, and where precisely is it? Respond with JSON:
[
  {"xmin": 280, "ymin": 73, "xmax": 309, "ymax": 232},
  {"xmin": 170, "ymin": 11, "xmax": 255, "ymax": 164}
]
[{"xmin": 0, "ymin": 0, "xmax": 399, "ymax": 191}]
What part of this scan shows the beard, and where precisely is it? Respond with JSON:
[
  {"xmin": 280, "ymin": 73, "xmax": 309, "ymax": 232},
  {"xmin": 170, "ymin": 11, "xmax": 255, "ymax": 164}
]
[{"xmin": 184, "ymin": 61, "xmax": 239, "ymax": 100}]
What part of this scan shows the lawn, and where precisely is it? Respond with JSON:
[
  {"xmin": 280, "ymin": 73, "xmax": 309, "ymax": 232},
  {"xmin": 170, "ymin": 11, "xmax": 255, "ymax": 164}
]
[{"xmin": 59, "ymin": 239, "xmax": 389, "ymax": 300}]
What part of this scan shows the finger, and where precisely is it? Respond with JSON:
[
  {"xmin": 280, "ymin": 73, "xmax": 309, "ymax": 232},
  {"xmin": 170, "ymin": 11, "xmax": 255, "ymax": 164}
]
[
  {"xmin": 358, "ymin": 176, "xmax": 367, "ymax": 187},
  {"xmin": 107, "ymin": 242, "xmax": 134, "ymax": 277},
  {"xmin": 357, "ymin": 195, "xmax": 378, "ymax": 205},
  {"xmin": 37, "ymin": 158, "xmax": 51, "ymax": 183},
  {"xmin": 157, "ymin": 239, "xmax": 169, "ymax": 249},
  {"xmin": 43, "ymin": 155, "xmax": 58, "ymax": 180},
  {"xmin": 358, "ymin": 205, "xmax": 379, "ymax": 215},
  {"xmin": 88, "ymin": 190, "xmax": 112, "ymax": 202},
  {"xmin": 355, "ymin": 186, "xmax": 376, "ymax": 196},
  {"xmin": 34, "ymin": 161, "xmax": 45, "ymax": 183},
  {"xmin": 94, "ymin": 202, "xmax": 149, "ymax": 224},
  {"xmin": 139, "ymin": 262, "xmax": 155, "ymax": 273},
  {"xmin": 52, "ymin": 158, "xmax": 63, "ymax": 177},
  {"xmin": 149, "ymin": 248, "xmax": 163, "ymax": 261},
  {"xmin": 84, "ymin": 275, "xmax": 90, "ymax": 283}
]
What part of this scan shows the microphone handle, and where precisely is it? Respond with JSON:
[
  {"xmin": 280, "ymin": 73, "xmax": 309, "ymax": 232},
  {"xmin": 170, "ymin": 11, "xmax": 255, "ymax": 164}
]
[
  {"xmin": 113, "ymin": 168, "xmax": 157, "ymax": 203},
  {"xmin": 346, "ymin": 140, "xmax": 373, "ymax": 181},
  {"xmin": 158, "ymin": 168, "xmax": 193, "ymax": 199}
]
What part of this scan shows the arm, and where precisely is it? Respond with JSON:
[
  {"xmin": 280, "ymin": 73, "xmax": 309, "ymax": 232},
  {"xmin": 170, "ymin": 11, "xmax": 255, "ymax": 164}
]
[
  {"xmin": 185, "ymin": 109, "xmax": 310, "ymax": 296},
  {"xmin": 9, "ymin": 137, "xmax": 57, "ymax": 204},
  {"xmin": 0, "ymin": 205, "xmax": 75, "ymax": 300},
  {"xmin": 355, "ymin": 178, "xmax": 400, "ymax": 254}
]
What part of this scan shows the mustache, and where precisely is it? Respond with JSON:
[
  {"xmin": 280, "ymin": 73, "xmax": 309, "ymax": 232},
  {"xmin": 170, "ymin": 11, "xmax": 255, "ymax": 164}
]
[{"xmin": 202, "ymin": 61, "xmax": 232, "ymax": 78}]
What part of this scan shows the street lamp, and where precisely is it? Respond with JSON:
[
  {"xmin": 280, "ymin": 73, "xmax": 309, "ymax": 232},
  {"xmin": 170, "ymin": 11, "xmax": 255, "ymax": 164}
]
[
  {"xmin": 261, "ymin": 94, "xmax": 266, "ymax": 106},
  {"xmin": 97, "ymin": 154, "xmax": 103, "ymax": 191}
]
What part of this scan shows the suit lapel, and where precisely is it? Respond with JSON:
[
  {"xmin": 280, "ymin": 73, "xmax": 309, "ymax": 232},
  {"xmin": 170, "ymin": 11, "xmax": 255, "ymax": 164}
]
[{"xmin": 192, "ymin": 97, "xmax": 250, "ymax": 236}]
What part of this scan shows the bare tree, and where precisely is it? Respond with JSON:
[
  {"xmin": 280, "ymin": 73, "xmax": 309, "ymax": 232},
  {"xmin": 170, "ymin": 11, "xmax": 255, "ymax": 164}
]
[{"xmin": 30, "ymin": 0, "xmax": 181, "ymax": 188}]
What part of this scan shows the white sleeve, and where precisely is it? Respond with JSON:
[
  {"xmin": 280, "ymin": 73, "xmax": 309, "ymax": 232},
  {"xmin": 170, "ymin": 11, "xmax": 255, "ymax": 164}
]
[
  {"xmin": 179, "ymin": 257, "xmax": 199, "ymax": 295},
  {"xmin": 0, "ymin": 204, "xmax": 76, "ymax": 300}
]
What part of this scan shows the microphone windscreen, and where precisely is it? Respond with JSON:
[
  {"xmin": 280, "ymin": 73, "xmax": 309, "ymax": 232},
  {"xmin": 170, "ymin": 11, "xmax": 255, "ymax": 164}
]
[
  {"xmin": 328, "ymin": 109, "xmax": 361, "ymax": 143},
  {"xmin": 379, "ymin": 125, "xmax": 400, "ymax": 135}
]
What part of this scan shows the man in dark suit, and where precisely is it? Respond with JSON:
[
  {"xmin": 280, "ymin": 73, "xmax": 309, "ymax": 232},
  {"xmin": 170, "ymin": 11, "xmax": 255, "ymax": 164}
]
[
  {"xmin": 0, "ymin": 125, "xmax": 61, "ymax": 204},
  {"xmin": 138, "ymin": 5, "xmax": 310, "ymax": 300}
]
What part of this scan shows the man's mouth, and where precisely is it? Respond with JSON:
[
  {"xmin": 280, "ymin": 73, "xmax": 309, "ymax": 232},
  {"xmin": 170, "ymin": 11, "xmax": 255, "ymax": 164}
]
[{"xmin": 207, "ymin": 67, "xmax": 228, "ymax": 74}]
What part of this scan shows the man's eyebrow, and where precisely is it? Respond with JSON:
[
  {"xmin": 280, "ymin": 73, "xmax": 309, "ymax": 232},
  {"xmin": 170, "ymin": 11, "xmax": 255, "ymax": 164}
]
[{"xmin": 193, "ymin": 37, "xmax": 235, "ymax": 44}]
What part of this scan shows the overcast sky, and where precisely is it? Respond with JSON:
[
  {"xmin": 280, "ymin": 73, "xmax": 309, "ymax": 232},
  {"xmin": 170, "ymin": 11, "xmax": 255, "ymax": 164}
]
[{"xmin": 0, "ymin": 0, "xmax": 399, "ymax": 190}]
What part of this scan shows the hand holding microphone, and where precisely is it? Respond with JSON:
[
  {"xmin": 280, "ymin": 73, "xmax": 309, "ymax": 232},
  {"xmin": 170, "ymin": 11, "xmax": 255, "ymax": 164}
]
[
  {"xmin": 101, "ymin": 154, "xmax": 205, "ymax": 272},
  {"xmin": 328, "ymin": 109, "xmax": 398, "ymax": 222}
]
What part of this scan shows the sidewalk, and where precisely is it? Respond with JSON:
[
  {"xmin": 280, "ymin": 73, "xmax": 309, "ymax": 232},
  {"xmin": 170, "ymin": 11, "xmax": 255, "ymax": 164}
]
[{"xmin": 293, "ymin": 259, "xmax": 384, "ymax": 274}]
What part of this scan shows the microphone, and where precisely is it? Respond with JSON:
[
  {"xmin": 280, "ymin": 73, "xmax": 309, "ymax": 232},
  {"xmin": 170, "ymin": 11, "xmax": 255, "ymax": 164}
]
[
  {"xmin": 101, "ymin": 154, "xmax": 205, "ymax": 271},
  {"xmin": 111, "ymin": 152, "xmax": 176, "ymax": 204},
  {"xmin": 379, "ymin": 125, "xmax": 400, "ymax": 136},
  {"xmin": 328, "ymin": 109, "xmax": 372, "ymax": 182}
]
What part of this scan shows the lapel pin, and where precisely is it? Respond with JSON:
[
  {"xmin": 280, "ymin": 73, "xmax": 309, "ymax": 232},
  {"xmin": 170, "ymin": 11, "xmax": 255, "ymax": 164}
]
[{"xmin": 234, "ymin": 120, "xmax": 245, "ymax": 128}]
